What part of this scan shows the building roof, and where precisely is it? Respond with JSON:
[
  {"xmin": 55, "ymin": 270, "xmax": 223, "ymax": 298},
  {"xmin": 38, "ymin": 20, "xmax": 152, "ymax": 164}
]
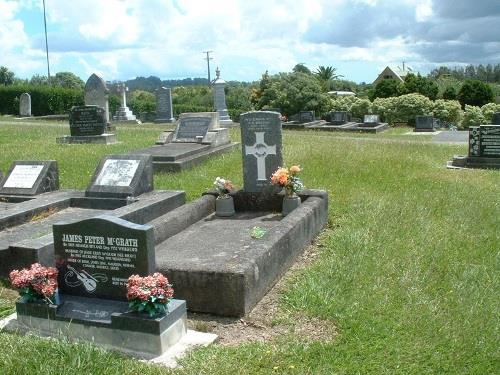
[{"xmin": 373, "ymin": 65, "xmax": 414, "ymax": 85}]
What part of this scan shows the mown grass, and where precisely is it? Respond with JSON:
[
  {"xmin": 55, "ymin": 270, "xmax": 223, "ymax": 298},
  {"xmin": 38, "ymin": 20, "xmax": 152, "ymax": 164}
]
[{"xmin": 0, "ymin": 119, "xmax": 498, "ymax": 374}]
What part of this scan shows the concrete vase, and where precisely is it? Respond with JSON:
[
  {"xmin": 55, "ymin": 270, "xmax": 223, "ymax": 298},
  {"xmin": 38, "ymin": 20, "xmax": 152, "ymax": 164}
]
[
  {"xmin": 215, "ymin": 196, "xmax": 235, "ymax": 217},
  {"xmin": 282, "ymin": 195, "xmax": 301, "ymax": 216}
]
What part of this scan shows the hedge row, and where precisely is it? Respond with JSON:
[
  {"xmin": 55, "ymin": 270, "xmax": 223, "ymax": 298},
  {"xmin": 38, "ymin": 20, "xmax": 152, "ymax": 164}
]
[{"xmin": 0, "ymin": 85, "xmax": 83, "ymax": 116}]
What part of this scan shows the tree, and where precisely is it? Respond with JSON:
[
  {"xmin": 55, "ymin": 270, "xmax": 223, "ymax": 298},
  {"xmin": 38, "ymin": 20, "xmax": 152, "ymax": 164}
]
[
  {"xmin": 400, "ymin": 73, "xmax": 439, "ymax": 100},
  {"xmin": 442, "ymin": 86, "xmax": 457, "ymax": 100},
  {"xmin": 0, "ymin": 66, "xmax": 15, "ymax": 86},
  {"xmin": 458, "ymin": 80, "xmax": 494, "ymax": 108},
  {"xmin": 372, "ymin": 79, "xmax": 402, "ymax": 99},
  {"xmin": 29, "ymin": 74, "xmax": 49, "ymax": 86},
  {"xmin": 314, "ymin": 66, "xmax": 343, "ymax": 92},
  {"xmin": 292, "ymin": 63, "xmax": 311, "ymax": 74},
  {"xmin": 52, "ymin": 72, "xmax": 85, "ymax": 89}
]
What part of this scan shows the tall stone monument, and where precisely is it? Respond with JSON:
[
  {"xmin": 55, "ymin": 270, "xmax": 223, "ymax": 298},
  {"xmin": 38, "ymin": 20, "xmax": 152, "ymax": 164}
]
[
  {"xmin": 113, "ymin": 83, "xmax": 138, "ymax": 123},
  {"xmin": 155, "ymin": 87, "xmax": 175, "ymax": 123},
  {"xmin": 84, "ymin": 73, "xmax": 110, "ymax": 123},
  {"xmin": 213, "ymin": 67, "xmax": 233, "ymax": 126},
  {"xmin": 240, "ymin": 111, "xmax": 283, "ymax": 192},
  {"xmin": 19, "ymin": 93, "xmax": 31, "ymax": 117}
]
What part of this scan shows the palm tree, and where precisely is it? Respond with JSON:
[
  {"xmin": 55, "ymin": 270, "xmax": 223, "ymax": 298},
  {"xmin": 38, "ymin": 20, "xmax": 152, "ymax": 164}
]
[{"xmin": 314, "ymin": 66, "xmax": 343, "ymax": 91}]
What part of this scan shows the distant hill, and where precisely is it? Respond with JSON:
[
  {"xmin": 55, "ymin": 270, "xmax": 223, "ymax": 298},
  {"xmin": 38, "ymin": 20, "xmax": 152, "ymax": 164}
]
[{"xmin": 123, "ymin": 76, "xmax": 209, "ymax": 92}]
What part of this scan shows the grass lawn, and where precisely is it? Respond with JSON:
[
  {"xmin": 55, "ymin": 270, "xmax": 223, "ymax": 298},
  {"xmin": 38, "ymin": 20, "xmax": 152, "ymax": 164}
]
[{"xmin": 0, "ymin": 119, "xmax": 498, "ymax": 374}]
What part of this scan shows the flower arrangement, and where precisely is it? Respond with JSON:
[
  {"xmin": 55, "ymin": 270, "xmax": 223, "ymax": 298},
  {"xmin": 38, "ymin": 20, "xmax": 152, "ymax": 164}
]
[
  {"xmin": 126, "ymin": 273, "xmax": 174, "ymax": 317},
  {"xmin": 271, "ymin": 165, "xmax": 304, "ymax": 197},
  {"xmin": 213, "ymin": 177, "xmax": 235, "ymax": 199},
  {"xmin": 9, "ymin": 263, "xmax": 58, "ymax": 304}
]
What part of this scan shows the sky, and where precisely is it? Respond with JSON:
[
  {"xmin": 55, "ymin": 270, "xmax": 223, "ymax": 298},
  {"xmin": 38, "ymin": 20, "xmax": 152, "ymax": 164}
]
[{"xmin": 1, "ymin": 0, "xmax": 500, "ymax": 84}]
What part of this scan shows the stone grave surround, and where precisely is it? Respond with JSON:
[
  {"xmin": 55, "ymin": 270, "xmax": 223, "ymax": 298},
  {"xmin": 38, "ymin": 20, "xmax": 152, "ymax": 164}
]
[
  {"xmin": 19, "ymin": 93, "xmax": 31, "ymax": 117},
  {"xmin": 84, "ymin": 73, "xmax": 110, "ymax": 123},
  {"xmin": 7, "ymin": 215, "xmax": 188, "ymax": 358},
  {"xmin": 0, "ymin": 160, "xmax": 59, "ymax": 196},
  {"xmin": 155, "ymin": 87, "xmax": 175, "ymax": 123}
]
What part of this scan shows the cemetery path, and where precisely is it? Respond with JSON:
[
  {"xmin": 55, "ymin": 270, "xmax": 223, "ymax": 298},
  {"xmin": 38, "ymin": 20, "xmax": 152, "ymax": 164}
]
[{"xmin": 186, "ymin": 237, "xmax": 337, "ymax": 346}]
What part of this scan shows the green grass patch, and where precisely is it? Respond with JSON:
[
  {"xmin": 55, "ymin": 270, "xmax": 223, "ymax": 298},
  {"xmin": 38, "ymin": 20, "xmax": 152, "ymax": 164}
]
[{"xmin": 0, "ymin": 120, "xmax": 498, "ymax": 374}]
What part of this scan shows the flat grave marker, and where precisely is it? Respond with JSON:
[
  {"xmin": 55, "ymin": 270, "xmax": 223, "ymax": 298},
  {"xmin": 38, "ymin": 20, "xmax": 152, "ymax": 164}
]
[{"xmin": 0, "ymin": 160, "xmax": 59, "ymax": 196}]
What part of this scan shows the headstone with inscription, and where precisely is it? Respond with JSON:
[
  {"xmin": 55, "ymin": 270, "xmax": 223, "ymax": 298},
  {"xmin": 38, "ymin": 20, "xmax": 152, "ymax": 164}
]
[
  {"xmin": 69, "ymin": 105, "xmax": 106, "ymax": 136},
  {"xmin": 329, "ymin": 111, "xmax": 349, "ymax": 125},
  {"xmin": 469, "ymin": 125, "xmax": 500, "ymax": 158},
  {"xmin": 492, "ymin": 112, "xmax": 500, "ymax": 125},
  {"xmin": 414, "ymin": 115, "xmax": 435, "ymax": 132},
  {"xmin": 0, "ymin": 160, "xmax": 59, "ymax": 196},
  {"xmin": 358, "ymin": 114, "xmax": 381, "ymax": 128},
  {"xmin": 53, "ymin": 215, "xmax": 155, "ymax": 300},
  {"xmin": 84, "ymin": 73, "xmax": 110, "ymax": 123},
  {"xmin": 299, "ymin": 111, "xmax": 315, "ymax": 123},
  {"xmin": 240, "ymin": 111, "xmax": 283, "ymax": 192},
  {"xmin": 213, "ymin": 67, "xmax": 233, "ymax": 126},
  {"xmin": 86, "ymin": 154, "xmax": 153, "ymax": 199},
  {"xmin": 155, "ymin": 87, "xmax": 175, "ymax": 123},
  {"xmin": 19, "ymin": 93, "xmax": 31, "ymax": 117}
]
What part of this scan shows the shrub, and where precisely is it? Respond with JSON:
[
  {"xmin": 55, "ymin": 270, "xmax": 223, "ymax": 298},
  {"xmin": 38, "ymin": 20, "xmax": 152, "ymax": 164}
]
[
  {"xmin": 350, "ymin": 98, "xmax": 372, "ymax": 118},
  {"xmin": 462, "ymin": 105, "xmax": 485, "ymax": 129},
  {"xmin": 458, "ymin": 80, "xmax": 494, "ymax": 107},
  {"xmin": 129, "ymin": 90, "xmax": 156, "ymax": 115},
  {"xmin": 372, "ymin": 79, "xmax": 402, "ymax": 99},
  {"xmin": 392, "ymin": 94, "xmax": 433, "ymax": 125},
  {"xmin": 432, "ymin": 99, "xmax": 463, "ymax": 125},
  {"xmin": 480, "ymin": 102, "xmax": 500, "ymax": 123},
  {"xmin": 400, "ymin": 73, "xmax": 439, "ymax": 100}
]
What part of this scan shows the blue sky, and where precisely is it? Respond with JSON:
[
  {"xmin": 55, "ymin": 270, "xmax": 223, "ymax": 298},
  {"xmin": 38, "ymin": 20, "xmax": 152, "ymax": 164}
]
[{"xmin": 2, "ymin": 0, "xmax": 500, "ymax": 84}]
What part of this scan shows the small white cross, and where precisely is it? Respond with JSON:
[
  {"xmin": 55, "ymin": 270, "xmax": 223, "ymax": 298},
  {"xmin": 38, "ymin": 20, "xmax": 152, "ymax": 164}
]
[{"xmin": 245, "ymin": 132, "xmax": 276, "ymax": 181}]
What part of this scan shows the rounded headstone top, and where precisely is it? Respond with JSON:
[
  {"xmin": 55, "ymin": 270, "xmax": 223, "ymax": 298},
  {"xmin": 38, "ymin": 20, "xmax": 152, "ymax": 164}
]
[{"xmin": 85, "ymin": 73, "xmax": 109, "ymax": 93}]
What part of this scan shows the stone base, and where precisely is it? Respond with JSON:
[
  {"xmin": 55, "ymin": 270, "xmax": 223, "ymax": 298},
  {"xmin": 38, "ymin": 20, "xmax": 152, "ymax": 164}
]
[
  {"xmin": 153, "ymin": 189, "xmax": 328, "ymax": 316},
  {"xmin": 448, "ymin": 155, "xmax": 500, "ymax": 170},
  {"xmin": 56, "ymin": 134, "xmax": 117, "ymax": 144},
  {"xmin": 219, "ymin": 119, "xmax": 236, "ymax": 128},
  {"xmin": 414, "ymin": 128, "xmax": 436, "ymax": 132},
  {"xmin": 155, "ymin": 118, "xmax": 175, "ymax": 124},
  {"xmin": 113, "ymin": 106, "xmax": 137, "ymax": 121},
  {"xmin": 282, "ymin": 120, "xmax": 325, "ymax": 129},
  {"xmin": 307, "ymin": 122, "xmax": 389, "ymax": 133},
  {"xmin": 7, "ymin": 298, "xmax": 187, "ymax": 358}
]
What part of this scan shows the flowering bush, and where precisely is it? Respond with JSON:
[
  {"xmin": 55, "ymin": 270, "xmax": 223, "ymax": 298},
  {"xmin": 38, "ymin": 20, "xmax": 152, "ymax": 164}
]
[
  {"xmin": 271, "ymin": 165, "xmax": 304, "ymax": 197},
  {"xmin": 126, "ymin": 273, "xmax": 174, "ymax": 317},
  {"xmin": 9, "ymin": 263, "xmax": 58, "ymax": 304},
  {"xmin": 213, "ymin": 177, "xmax": 235, "ymax": 199}
]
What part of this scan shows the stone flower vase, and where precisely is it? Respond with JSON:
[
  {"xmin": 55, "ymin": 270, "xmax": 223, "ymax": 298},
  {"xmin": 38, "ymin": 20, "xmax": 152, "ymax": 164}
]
[
  {"xmin": 215, "ymin": 196, "xmax": 235, "ymax": 217},
  {"xmin": 282, "ymin": 193, "xmax": 301, "ymax": 216}
]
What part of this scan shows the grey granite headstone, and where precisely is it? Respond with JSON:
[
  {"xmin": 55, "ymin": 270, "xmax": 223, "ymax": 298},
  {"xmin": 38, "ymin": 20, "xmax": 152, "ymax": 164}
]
[
  {"xmin": 85, "ymin": 154, "xmax": 153, "ymax": 199},
  {"xmin": 84, "ymin": 73, "xmax": 110, "ymax": 122},
  {"xmin": 19, "ymin": 93, "xmax": 31, "ymax": 117},
  {"xmin": 364, "ymin": 114, "xmax": 380, "ymax": 124},
  {"xmin": 155, "ymin": 87, "xmax": 175, "ymax": 123},
  {"xmin": 0, "ymin": 160, "xmax": 59, "ymax": 196},
  {"xmin": 299, "ymin": 111, "xmax": 314, "ymax": 123},
  {"xmin": 329, "ymin": 111, "xmax": 348, "ymax": 125},
  {"xmin": 492, "ymin": 112, "xmax": 500, "ymax": 125},
  {"xmin": 69, "ymin": 105, "xmax": 106, "ymax": 136},
  {"xmin": 415, "ymin": 115, "xmax": 434, "ymax": 130},
  {"xmin": 173, "ymin": 112, "xmax": 219, "ymax": 142},
  {"xmin": 240, "ymin": 111, "xmax": 283, "ymax": 192},
  {"xmin": 53, "ymin": 215, "xmax": 155, "ymax": 301}
]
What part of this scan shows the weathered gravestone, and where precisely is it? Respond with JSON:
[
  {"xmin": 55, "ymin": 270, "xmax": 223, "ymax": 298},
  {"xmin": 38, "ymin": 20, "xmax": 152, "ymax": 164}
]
[
  {"xmin": 85, "ymin": 154, "xmax": 153, "ymax": 199},
  {"xmin": 240, "ymin": 111, "xmax": 283, "ymax": 192},
  {"xmin": 174, "ymin": 114, "xmax": 213, "ymax": 142},
  {"xmin": 329, "ymin": 111, "xmax": 349, "ymax": 125},
  {"xmin": 19, "ymin": 93, "xmax": 31, "ymax": 117},
  {"xmin": 54, "ymin": 216, "xmax": 155, "ymax": 301},
  {"xmin": 213, "ymin": 67, "xmax": 232, "ymax": 126},
  {"xmin": 299, "ymin": 111, "xmax": 315, "ymax": 123},
  {"xmin": 84, "ymin": 73, "xmax": 110, "ymax": 123},
  {"xmin": 492, "ymin": 112, "xmax": 500, "ymax": 125},
  {"xmin": 0, "ymin": 160, "xmax": 59, "ymax": 196},
  {"xmin": 155, "ymin": 87, "xmax": 175, "ymax": 123},
  {"xmin": 415, "ymin": 115, "xmax": 435, "ymax": 132}
]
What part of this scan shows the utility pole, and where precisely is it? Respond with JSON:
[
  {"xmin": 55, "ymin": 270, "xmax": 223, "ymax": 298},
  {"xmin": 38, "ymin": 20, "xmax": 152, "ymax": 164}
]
[
  {"xmin": 43, "ymin": 0, "xmax": 51, "ymax": 85},
  {"xmin": 203, "ymin": 51, "xmax": 213, "ymax": 86}
]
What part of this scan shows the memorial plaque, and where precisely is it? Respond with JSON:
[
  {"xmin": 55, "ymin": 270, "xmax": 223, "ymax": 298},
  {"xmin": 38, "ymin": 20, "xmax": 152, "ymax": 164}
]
[
  {"xmin": 240, "ymin": 111, "xmax": 283, "ymax": 192},
  {"xmin": 19, "ymin": 93, "xmax": 31, "ymax": 117},
  {"xmin": 364, "ymin": 114, "xmax": 380, "ymax": 124},
  {"xmin": 155, "ymin": 87, "xmax": 174, "ymax": 123},
  {"xmin": 479, "ymin": 125, "xmax": 500, "ymax": 157},
  {"xmin": 69, "ymin": 105, "xmax": 106, "ymax": 136},
  {"xmin": 415, "ymin": 115, "xmax": 434, "ymax": 130},
  {"xmin": 0, "ymin": 160, "xmax": 59, "ymax": 196},
  {"xmin": 330, "ymin": 111, "xmax": 348, "ymax": 125},
  {"xmin": 54, "ymin": 215, "xmax": 155, "ymax": 300},
  {"xmin": 299, "ymin": 111, "xmax": 315, "ymax": 123},
  {"xmin": 86, "ymin": 154, "xmax": 153, "ymax": 198},
  {"xmin": 174, "ymin": 116, "xmax": 212, "ymax": 142}
]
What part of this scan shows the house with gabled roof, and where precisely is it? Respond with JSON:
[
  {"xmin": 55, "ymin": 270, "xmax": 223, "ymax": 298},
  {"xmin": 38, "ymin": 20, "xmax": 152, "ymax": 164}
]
[{"xmin": 373, "ymin": 64, "xmax": 413, "ymax": 85}]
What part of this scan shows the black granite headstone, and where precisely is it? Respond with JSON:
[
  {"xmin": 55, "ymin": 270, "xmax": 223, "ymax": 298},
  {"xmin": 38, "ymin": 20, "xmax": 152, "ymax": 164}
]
[
  {"xmin": 299, "ymin": 111, "xmax": 315, "ymax": 123},
  {"xmin": 85, "ymin": 154, "xmax": 153, "ymax": 199},
  {"xmin": 479, "ymin": 125, "xmax": 500, "ymax": 157},
  {"xmin": 0, "ymin": 160, "xmax": 59, "ymax": 196},
  {"xmin": 174, "ymin": 116, "xmax": 211, "ymax": 142},
  {"xmin": 415, "ymin": 115, "xmax": 434, "ymax": 131},
  {"xmin": 54, "ymin": 215, "xmax": 155, "ymax": 301},
  {"xmin": 329, "ymin": 111, "xmax": 348, "ymax": 125},
  {"xmin": 492, "ymin": 112, "xmax": 500, "ymax": 125},
  {"xmin": 69, "ymin": 105, "xmax": 106, "ymax": 136},
  {"xmin": 240, "ymin": 111, "xmax": 283, "ymax": 192}
]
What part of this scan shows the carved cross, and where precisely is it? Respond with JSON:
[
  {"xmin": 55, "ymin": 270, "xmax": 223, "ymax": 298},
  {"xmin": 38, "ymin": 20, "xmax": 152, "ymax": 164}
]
[{"xmin": 245, "ymin": 132, "xmax": 276, "ymax": 181}]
